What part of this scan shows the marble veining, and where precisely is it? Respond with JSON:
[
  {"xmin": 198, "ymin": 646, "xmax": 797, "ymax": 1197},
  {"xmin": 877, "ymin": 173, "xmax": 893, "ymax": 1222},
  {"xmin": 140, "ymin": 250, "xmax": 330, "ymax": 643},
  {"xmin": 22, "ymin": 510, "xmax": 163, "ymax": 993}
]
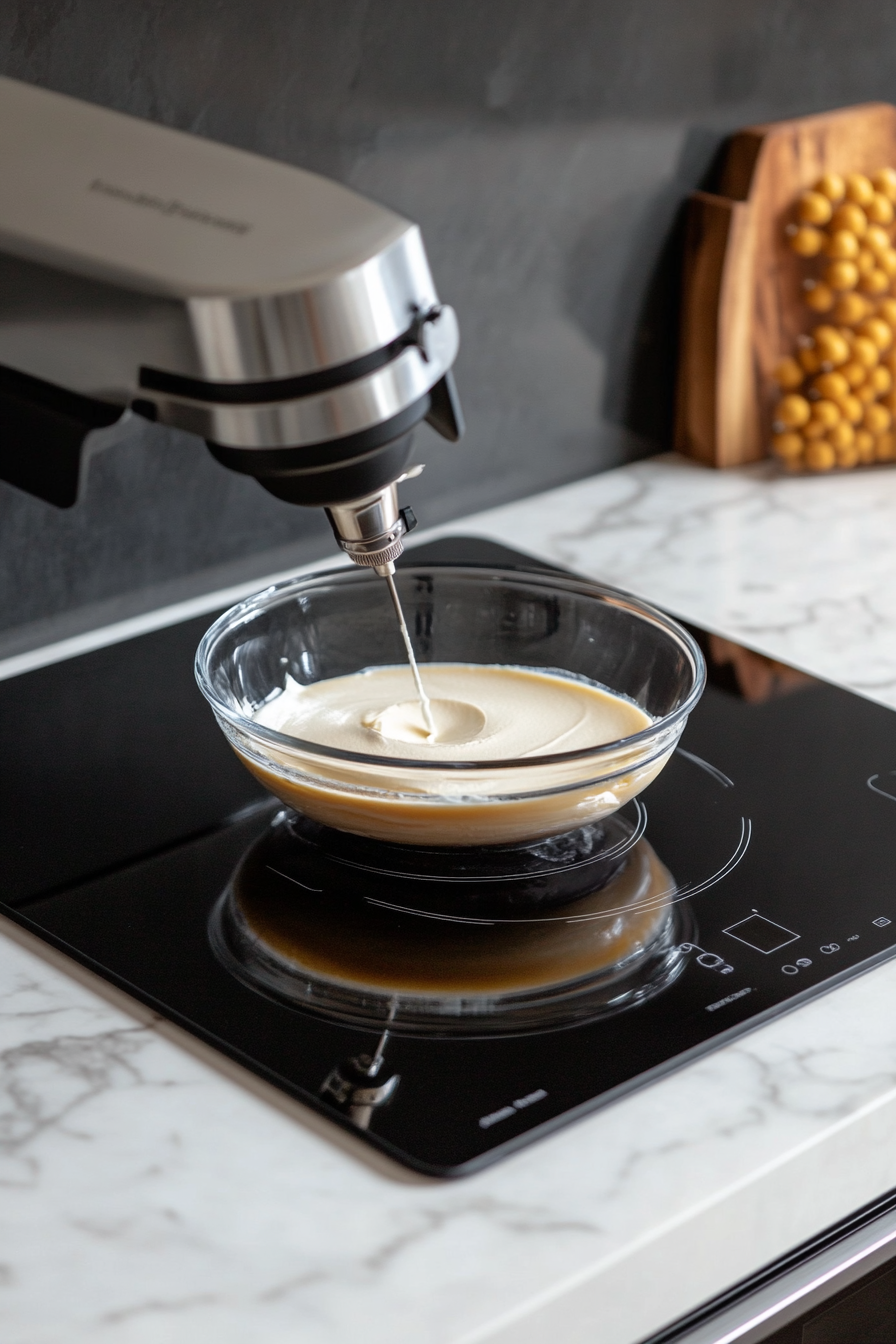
[
  {"xmin": 5, "ymin": 455, "xmax": 896, "ymax": 1342},
  {"xmin": 4, "ymin": 917, "xmax": 896, "ymax": 1344}
]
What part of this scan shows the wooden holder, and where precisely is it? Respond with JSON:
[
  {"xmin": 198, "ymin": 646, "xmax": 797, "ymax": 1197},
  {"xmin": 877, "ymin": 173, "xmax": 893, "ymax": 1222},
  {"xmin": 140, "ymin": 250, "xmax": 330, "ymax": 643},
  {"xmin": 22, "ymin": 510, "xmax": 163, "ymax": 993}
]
[{"xmin": 675, "ymin": 103, "xmax": 896, "ymax": 468}]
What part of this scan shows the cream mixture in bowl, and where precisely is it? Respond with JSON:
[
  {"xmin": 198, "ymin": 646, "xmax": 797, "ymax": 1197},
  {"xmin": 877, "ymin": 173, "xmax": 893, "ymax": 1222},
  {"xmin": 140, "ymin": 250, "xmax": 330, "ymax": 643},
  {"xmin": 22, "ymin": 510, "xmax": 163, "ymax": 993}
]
[{"xmin": 196, "ymin": 563, "xmax": 704, "ymax": 846}]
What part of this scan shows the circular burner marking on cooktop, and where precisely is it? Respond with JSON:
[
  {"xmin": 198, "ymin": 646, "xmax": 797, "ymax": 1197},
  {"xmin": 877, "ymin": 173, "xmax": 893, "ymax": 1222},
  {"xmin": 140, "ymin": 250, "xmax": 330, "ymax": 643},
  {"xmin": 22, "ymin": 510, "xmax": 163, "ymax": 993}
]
[{"xmin": 208, "ymin": 750, "xmax": 745, "ymax": 1036}]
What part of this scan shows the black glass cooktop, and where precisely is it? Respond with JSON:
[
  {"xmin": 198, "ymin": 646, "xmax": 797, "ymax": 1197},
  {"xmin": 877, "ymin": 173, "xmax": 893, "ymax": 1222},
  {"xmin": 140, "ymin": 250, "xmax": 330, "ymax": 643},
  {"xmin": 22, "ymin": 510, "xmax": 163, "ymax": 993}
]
[{"xmin": 4, "ymin": 538, "xmax": 896, "ymax": 1177}]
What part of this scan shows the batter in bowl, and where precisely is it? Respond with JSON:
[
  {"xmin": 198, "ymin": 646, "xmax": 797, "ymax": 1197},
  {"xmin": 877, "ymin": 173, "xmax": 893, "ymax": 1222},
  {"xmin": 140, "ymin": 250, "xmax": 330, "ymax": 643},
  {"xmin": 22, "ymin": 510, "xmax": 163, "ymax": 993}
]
[
  {"xmin": 253, "ymin": 663, "xmax": 652, "ymax": 759},
  {"xmin": 197, "ymin": 562, "xmax": 702, "ymax": 848},
  {"xmin": 242, "ymin": 663, "xmax": 663, "ymax": 846}
]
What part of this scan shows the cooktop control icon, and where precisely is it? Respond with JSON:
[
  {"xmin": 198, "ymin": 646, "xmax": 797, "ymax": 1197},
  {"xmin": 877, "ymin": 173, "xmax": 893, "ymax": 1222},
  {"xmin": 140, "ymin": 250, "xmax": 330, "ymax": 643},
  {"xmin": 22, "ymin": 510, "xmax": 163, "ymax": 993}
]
[{"xmin": 723, "ymin": 914, "xmax": 800, "ymax": 954}]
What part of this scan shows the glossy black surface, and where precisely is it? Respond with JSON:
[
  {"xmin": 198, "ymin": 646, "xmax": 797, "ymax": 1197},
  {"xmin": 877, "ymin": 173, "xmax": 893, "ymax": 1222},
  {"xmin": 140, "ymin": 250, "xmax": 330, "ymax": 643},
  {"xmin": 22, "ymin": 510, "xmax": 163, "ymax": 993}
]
[
  {"xmin": 209, "ymin": 807, "xmax": 688, "ymax": 1035},
  {"xmin": 257, "ymin": 808, "xmax": 632, "ymax": 914},
  {"xmin": 4, "ymin": 538, "xmax": 896, "ymax": 1176},
  {"xmin": 0, "ymin": 610, "xmax": 265, "ymax": 901}
]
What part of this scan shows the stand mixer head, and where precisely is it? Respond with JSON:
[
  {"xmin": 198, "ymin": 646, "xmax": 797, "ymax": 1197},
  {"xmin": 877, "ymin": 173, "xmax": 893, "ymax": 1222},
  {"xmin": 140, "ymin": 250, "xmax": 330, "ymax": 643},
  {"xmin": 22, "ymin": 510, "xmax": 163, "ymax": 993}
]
[{"xmin": 0, "ymin": 76, "xmax": 463, "ymax": 566}]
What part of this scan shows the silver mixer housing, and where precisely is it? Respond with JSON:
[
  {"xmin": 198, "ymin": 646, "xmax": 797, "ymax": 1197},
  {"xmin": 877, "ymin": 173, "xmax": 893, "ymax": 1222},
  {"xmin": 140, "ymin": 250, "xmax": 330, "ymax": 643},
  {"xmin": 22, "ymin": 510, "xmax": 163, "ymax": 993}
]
[{"xmin": 0, "ymin": 76, "xmax": 462, "ymax": 567}]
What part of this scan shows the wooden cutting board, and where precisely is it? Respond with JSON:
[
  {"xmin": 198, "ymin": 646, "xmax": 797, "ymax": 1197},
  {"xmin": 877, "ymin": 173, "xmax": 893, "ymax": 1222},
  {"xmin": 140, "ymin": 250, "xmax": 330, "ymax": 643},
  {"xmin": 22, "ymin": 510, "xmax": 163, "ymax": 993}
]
[{"xmin": 675, "ymin": 103, "xmax": 896, "ymax": 468}]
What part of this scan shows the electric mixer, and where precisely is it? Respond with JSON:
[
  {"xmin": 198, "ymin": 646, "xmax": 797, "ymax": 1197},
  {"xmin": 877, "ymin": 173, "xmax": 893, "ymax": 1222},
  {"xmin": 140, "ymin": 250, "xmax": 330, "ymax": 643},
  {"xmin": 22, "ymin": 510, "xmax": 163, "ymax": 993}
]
[{"xmin": 0, "ymin": 76, "xmax": 462, "ymax": 575}]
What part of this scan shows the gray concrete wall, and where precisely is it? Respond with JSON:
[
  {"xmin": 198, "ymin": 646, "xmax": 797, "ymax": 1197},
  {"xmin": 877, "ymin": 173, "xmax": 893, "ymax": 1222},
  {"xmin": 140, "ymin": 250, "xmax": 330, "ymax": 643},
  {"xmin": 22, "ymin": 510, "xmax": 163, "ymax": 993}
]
[{"xmin": 3, "ymin": 0, "xmax": 896, "ymax": 648}]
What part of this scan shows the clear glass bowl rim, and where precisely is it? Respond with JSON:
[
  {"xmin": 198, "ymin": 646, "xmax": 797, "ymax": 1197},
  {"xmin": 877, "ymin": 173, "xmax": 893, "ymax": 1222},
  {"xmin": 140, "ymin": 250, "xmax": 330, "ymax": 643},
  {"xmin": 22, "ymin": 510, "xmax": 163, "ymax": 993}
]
[{"xmin": 194, "ymin": 563, "xmax": 707, "ymax": 773}]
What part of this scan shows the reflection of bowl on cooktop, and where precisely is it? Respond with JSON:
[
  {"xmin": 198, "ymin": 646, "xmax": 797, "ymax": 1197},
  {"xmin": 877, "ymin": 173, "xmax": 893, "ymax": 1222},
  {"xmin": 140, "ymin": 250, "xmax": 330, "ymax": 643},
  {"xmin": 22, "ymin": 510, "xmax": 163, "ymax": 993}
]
[
  {"xmin": 195, "ymin": 565, "xmax": 706, "ymax": 847},
  {"xmin": 207, "ymin": 750, "xmax": 751, "ymax": 1037},
  {"xmin": 270, "ymin": 808, "xmax": 642, "ymax": 915},
  {"xmin": 209, "ymin": 809, "xmax": 692, "ymax": 1036}
]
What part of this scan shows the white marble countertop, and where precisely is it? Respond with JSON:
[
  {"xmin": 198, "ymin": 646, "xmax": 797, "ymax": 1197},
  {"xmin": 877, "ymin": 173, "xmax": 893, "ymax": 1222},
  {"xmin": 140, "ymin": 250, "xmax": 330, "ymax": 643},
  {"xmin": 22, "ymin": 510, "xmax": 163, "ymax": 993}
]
[{"xmin": 5, "ymin": 453, "xmax": 896, "ymax": 1344}]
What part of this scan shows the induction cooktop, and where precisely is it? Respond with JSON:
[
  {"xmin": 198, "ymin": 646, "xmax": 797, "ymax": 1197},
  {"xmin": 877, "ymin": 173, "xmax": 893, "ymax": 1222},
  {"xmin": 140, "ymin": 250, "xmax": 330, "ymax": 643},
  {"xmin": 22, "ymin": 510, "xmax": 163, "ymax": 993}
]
[{"xmin": 4, "ymin": 538, "xmax": 896, "ymax": 1177}]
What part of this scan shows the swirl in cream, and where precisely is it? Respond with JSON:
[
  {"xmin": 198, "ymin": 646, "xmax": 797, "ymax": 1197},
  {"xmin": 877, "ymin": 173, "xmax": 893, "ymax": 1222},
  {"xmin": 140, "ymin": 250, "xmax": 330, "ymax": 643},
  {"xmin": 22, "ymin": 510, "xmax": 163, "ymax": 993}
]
[{"xmin": 253, "ymin": 663, "xmax": 651, "ymax": 759}]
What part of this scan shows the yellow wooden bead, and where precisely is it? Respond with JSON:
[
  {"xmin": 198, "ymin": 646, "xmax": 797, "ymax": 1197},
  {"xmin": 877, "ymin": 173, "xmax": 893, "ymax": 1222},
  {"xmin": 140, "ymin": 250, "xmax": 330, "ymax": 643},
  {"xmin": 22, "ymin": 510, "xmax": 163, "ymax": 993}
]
[
  {"xmin": 813, "ymin": 323, "xmax": 844, "ymax": 343},
  {"xmin": 771, "ymin": 431, "xmax": 804, "ymax": 460},
  {"xmin": 798, "ymin": 345, "xmax": 822, "ymax": 374},
  {"xmin": 863, "ymin": 402, "xmax": 891, "ymax": 434},
  {"xmin": 856, "ymin": 247, "xmax": 877, "ymax": 276},
  {"xmin": 812, "ymin": 326, "xmax": 850, "ymax": 365},
  {"xmin": 836, "ymin": 393, "xmax": 864, "ymax": 423},
  {"xmin": 804, "ymin": 440, "xmax": 837, "ymax": 470},
  {"xmin": 832, "ymin": 293, "xmax": 870, "ymax": 324},
  {"xmin": 790, "ymin": 225, "xmax": 825, "ymax": 256},
  {"xmin": 824, "ymin": 260, "xmax": 859, "ymax": 290},
  {"xmin": 775, "ymin": 394, "xmax": 812, "ymax": 428},
  {"xmin": 774, "ymin": 356, "xmax": 805, "ymax": 389},
  {"xmin": 805, "ymin": 281, "xmax": 835, "ymax": 312},
  {"xmin": 815, "ymin": 172, "xmax": 845, "ymax": 202},
  {"xmin": 836, "ymin": 443, "xmax": 860, "ymax": 468},
  {"xmin": 812, "ymin": 398, "xmax": 841, "ymax": 429},
  {"xmin": 813, "ymin": 370, "xmax": 849, "ymax": 399},
  {"xmin": 867, "ymin": 193, "xmax": 895, "ymax": 226},
  {"xmin": 856, "ymin": 429, "xmax": 876, "ymax": 461},
  {"xmin": 830, "ymin": 420, "xmax": 855, "ymax": 449},
  {"xmin": 877, "ymin": 298, "xmax": 896, "ymax": 327},
  {"xmin": 798, "ymin": 190, "xmax": 833, "ymax": 225},
  {"xmin": 856, "ymin": 379, "xmax": 879, "ymax": 404},
  {"xmin": 857, "ymin": 316, "xmax": 893, "ymax": 350},
  {"xmin": 859, "ymin": 268, "xmax": 890, "ymax": 295},
  {"xmin": 824, "ymin": 229, "xmax": 859, "ymax": 260},
  {"xmin": 831, "ymin": 202, "xmax": 868, "ymax": 236},
  {"xmin": 865, "ymin": 225, "xmax": 891, "ymax": 255},
  {"xmin": 845, "ymin": 173, "xmax": 875, "ymax": 207},
  {"xmin": 853, "ymin": 335, "xmax": 880, "ymax": 367},
  {"xmin": 839, "ymin": 360, "xmax": 867, "ymax": 389},
  {"xmin": 870, "ymin": 365, "xmax": 893, "ymax": 394},
  {"xmin": 877, "ymin": 431, "xmax": 896, "ymax": 460},
  {"xmin": 879, "ymin": 249, "xmax": 896, "ymax": 277},
  {"xmin": 872, "ymin": 168, "xmax": 896, "ymax": 203}
]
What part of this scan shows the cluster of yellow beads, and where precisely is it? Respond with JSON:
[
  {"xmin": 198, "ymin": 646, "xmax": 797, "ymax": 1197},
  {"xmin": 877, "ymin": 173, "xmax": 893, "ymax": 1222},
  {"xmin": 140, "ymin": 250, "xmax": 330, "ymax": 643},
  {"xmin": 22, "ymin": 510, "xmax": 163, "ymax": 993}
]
[{"xmin": 773, "ymin": 169, "xmax": 896, "ymax": 471}]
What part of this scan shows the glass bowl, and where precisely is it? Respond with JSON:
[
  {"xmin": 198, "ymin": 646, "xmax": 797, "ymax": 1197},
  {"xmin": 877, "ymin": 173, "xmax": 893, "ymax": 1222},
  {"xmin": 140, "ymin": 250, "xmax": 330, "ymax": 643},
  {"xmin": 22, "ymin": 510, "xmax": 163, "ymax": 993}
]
[{"xmin": 195, "ymin": 563, "xmax": 705, "ymax": 847}]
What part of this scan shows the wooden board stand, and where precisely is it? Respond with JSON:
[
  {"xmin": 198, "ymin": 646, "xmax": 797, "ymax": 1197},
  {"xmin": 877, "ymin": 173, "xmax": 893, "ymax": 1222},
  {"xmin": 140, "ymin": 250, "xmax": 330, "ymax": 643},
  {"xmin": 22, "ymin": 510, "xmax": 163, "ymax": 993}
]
[{"xmin": 675, "ymin": 103, "xmax": 896, "ymax": 468}]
